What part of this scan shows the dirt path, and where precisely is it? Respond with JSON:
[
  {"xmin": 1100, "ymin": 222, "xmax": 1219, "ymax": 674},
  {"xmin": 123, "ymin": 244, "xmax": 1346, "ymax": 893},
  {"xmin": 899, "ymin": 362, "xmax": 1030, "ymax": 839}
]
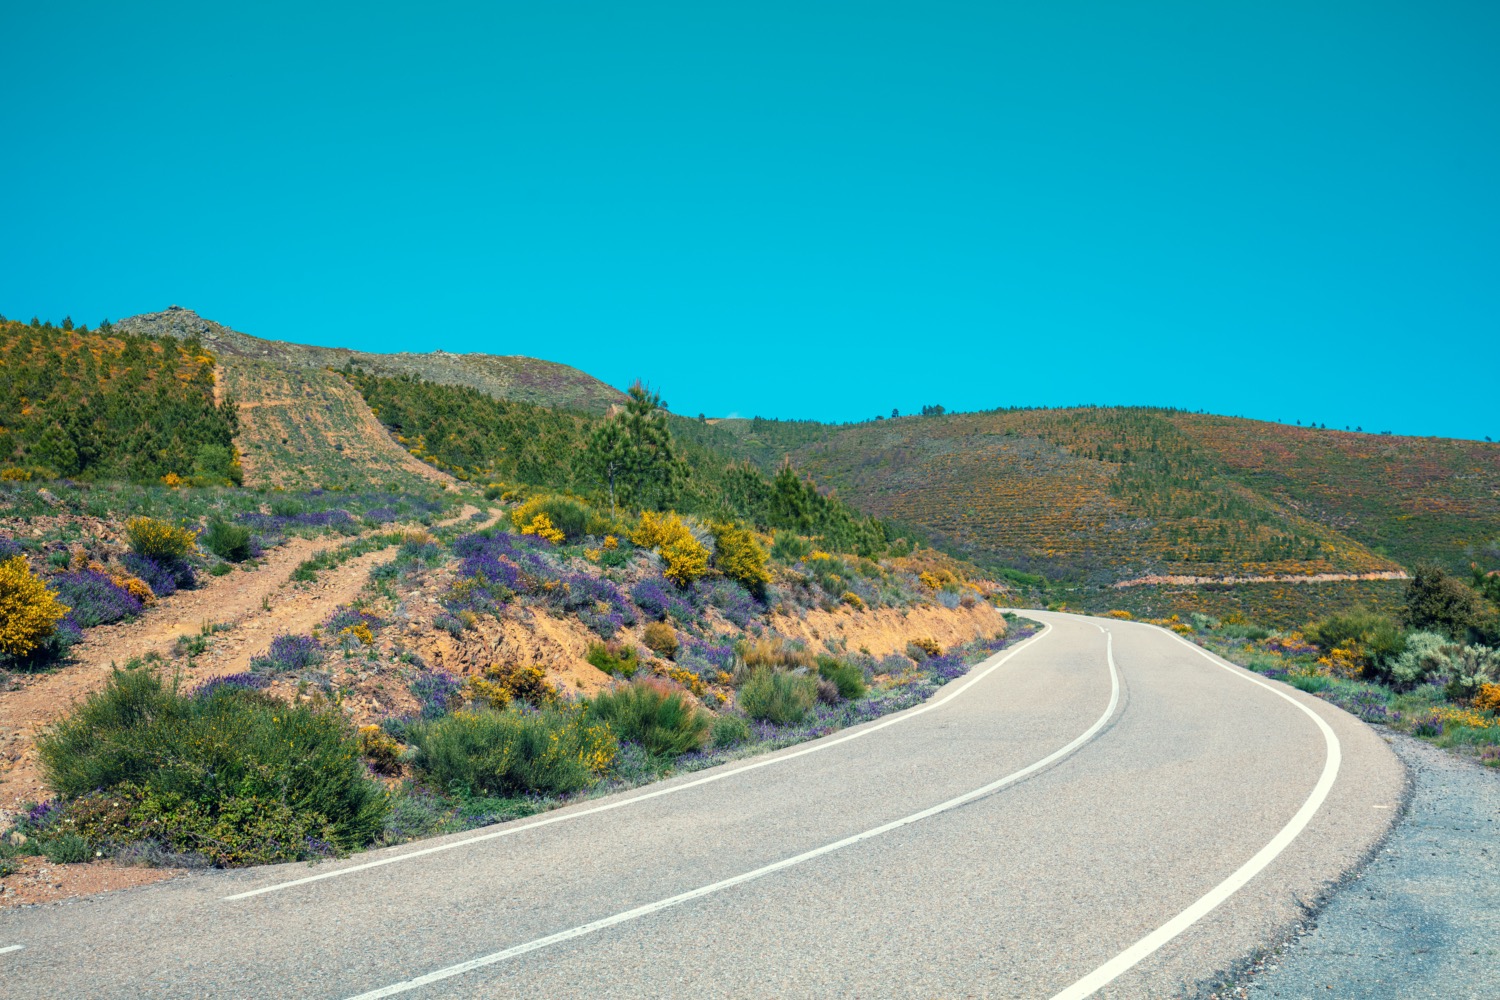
[
  {"xmin": 1112, "ymin": 570, "xmax": 1411, "ymax": 589},
  {"xmin": 0, "ymin": 506, "xmax": 491, "ymax": 817}
]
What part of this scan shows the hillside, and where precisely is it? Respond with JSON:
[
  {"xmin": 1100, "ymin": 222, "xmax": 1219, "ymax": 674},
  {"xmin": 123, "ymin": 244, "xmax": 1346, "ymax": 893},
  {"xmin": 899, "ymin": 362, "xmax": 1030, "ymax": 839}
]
[
  {"xmin": 682, "ymin": 408, "xmax": 1500, "ymax": 585},
  {"xmin": 114, "ymin": 307, "xmax": 626, "ymax": 414}
]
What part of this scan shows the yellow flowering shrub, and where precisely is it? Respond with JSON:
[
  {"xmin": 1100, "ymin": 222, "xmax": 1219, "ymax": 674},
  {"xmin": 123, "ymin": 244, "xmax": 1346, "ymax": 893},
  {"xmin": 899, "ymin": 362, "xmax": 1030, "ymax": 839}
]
[
  {"xmin": 0, "ymin": 555, "xmax": 71, "ymax": 657},
  {"xmin": 160, "ymin": 472, "xmax": 187, "ymax": 488},
  {"xmin": 1316, "ymin": 641, "xmax": 1365, "ymax": 680},
  {"xmin": 112, "ymin": 573, "xmax": 157, "ymax": 606},
  {"xmin": 340, "ymin": 623, "xmax": 375, "ymax": 646},
  {"xmin": 0, "ymin": 467, "xmax": 32, "ymax": 482},
  {"xmin": 357, "ymin": 725, "xmax": 404, "ymax": 775},
  {"xmin": 710, "ymin": 521, "xmax": 771, "ymax": 591},
  {"xmin": 661, "ymin": 664, "xmax": 706, "ymax": 697},
  {"xmin": 1105, "ymin": 609, "xmax": 1134, "ymax": 620},
  {"xmin": 124, "ymin": 517, "xmax": 198, "ymax": 560},
  {"xmin": 462, "ymin": 662, "xmax": 557, "ymax": 710},
  {"xmin": 633, "ymin": 511, "xmax": 710, "ymax": 586},
  {"xmin": 1474, "ymin": 683, "xmax": 1500, "ymax": 714},
  {"xmin": 520, "ymin": 512, "xmax": 566, "ymax": 544},
  {"xmin": 603, "ymin": 535, "xmax": 619, "ymax": 550},
  {"xmin": 841, "ymin": 591, "xmax": 866, "ymax": 610},
  {"xmin": 918, "ymin": 571, "xmax": 942, "ymax": 590}
]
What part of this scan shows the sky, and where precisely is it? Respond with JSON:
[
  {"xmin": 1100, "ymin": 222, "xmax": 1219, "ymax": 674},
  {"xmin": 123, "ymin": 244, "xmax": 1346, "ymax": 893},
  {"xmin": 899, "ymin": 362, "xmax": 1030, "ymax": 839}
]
[{"xmin": 3, "ymin": 2, "xmax": 1497, "ymax": 439}]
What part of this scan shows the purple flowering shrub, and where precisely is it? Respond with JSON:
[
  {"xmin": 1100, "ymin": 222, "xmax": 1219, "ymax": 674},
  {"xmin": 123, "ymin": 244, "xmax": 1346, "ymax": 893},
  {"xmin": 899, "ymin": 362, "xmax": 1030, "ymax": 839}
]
[
  {"xmin": 50, "ymin": 570, "xmax": 143, "ymax": 627},
  {"xmin": 695, "ymin": 577, "xmax": 759, "ymax": 627},
  {"xmin": 121, "ymin": 552, "xmax": 184, "ymax": 598},
  {"xmin": 0, "ymin": 535, "xmax": 22, "ymax": 560},
  {"xmin": 631, "ymin": 577, "xmax": 696, "ymax": 624},
  {"xmin": 324, "ymin": 606, "xmax": 384, "ymax": 634},
  {"xmin": 410, "ymin": 670, "xmax": 461, "ymax": 720},
  {"xmin": 189, "ymin": 673, "xmax": 270, "ymax": 699},
  {"xmin": 251, "ymin": 633, "xmax": 323, "ymax": 673}
]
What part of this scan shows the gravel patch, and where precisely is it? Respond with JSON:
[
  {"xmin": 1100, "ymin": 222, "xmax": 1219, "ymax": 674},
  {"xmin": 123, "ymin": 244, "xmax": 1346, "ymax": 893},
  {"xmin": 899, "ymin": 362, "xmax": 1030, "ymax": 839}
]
[{"xmin": 1208, "ymin": 732, "xmax": 1499, "ymax": 999}]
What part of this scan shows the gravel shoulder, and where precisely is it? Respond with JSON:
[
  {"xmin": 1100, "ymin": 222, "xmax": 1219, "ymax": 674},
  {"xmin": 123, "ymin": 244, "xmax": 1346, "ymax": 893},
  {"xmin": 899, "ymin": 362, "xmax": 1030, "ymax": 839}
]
[{"xmin": 1208, "ymin": 732, "xmax": 1499, "ymax": 1000}]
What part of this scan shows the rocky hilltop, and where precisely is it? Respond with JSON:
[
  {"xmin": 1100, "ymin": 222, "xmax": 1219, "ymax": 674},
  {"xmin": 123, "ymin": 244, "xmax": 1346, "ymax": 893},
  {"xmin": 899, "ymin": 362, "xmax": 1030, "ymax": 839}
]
[{"xmin": 114, "ymin": 306, "xmax": 626, "ymax": 414}]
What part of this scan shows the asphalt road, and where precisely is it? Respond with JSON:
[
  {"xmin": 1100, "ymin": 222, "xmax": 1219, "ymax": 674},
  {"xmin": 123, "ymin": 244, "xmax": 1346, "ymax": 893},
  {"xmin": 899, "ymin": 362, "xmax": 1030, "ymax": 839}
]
[{"xmin": 0, "ymin": 612, "xmax": 1404, "ymax": 999}]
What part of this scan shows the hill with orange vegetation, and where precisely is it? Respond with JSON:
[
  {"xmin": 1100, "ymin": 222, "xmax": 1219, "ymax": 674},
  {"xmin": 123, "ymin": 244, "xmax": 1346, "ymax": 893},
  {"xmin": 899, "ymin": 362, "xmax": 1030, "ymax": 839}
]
[{"xmin": 681, "ymin": 408, "xmax": 1500, "ymax": 585}]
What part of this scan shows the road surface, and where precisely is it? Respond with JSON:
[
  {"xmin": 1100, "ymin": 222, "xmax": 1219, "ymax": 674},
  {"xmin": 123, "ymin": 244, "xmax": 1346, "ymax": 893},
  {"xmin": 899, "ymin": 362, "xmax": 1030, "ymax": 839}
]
[{"xmin": 0, "ymin": 612, "xmax": 1404, "ymax": 998}]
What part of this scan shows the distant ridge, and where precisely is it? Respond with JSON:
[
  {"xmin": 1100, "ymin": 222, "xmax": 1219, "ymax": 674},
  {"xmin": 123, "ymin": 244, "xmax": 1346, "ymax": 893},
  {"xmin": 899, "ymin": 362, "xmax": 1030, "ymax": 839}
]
[{"xmin": 114, "ymin": 306, "xmax": 627, "ymax": 414}]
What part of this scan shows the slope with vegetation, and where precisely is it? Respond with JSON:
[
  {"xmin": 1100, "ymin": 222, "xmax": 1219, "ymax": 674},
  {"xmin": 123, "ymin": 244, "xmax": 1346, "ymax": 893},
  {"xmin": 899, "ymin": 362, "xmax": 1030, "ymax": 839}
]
[
  {"xmin": 0, "ymin": 316, "xmax": 241, "ymax": 485},
  {"xmin": 114, "ymin": 306, "xmax": 626, "ymax": 414},
  {"xmin": 687, "ymin": 408, "xmax": 1499, "ymax": 588}
]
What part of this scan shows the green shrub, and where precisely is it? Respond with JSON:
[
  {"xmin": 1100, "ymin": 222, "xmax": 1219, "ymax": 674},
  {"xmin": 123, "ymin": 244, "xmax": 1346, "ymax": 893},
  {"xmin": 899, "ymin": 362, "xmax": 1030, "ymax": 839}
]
[
  {"xmin": 36, "ymin": 668, "xmax": 387, "ymax": 854},
  {"xmin": 586, "ymin": 679, "xmax": 710, "ymax": 757},
  {"xmin": 1403, "ymin": 563, "xmax": 1489, "ymax": 640},
  {"xmin": 816, "ymin": 655, "xmax": 867, "ymax": 700},
  {"xmin": 586, "ymin": 641, "xmax": 641, "ymax": 678},
  {"xmin": 711, "ymin": 714, "xmax": 752, "ymax": 748},
  {"xmin": 202, "ymin": 520, "xmax": 253, "ymax": 562},
  {"xmin": 738, "ymin": 668, "xmax": 817, "ymax": 725},
  {"xmin": 1308, "ymin": 606, "xmax": 1404, "ymax": 669},
  {"xmin": 209, "ymin": 562, "xmax": 233, "ymax": 577},
  {"xmin": 1385, "ymin": 631, "xmax": 1452, "ymax": 689},
  {"xmin": 408, "ymin": 707, "xmax": 616, "ymax": 798},
  {"xmin": 42, "ymin": 833, "xmax": 91, "ymax": 864},
  {"xmin": 1443, "ymin": 645, "xmax": 1500, "ymax": 702},
  {"xmin": 771, "ymin": 531, "xmax": 812, "ymax": 563},
  {"xmin": 1289, "ymin": 673, "xmax": 1331, "ymax": 693}
]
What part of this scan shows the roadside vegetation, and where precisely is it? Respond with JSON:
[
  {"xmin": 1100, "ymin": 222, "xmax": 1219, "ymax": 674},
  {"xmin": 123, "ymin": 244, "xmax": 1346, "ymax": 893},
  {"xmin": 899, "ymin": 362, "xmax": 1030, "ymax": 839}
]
[{"xmin": 1119, "ymin": 563, "xmax": 1500, "ymax": 766}]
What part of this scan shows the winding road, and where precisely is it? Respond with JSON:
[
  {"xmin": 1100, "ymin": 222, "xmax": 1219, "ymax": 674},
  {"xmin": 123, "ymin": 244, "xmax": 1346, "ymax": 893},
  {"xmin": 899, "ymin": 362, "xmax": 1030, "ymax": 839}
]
[{"xmin": 0, "ymin": 612, "xmax": 1403, "ymax": 998}]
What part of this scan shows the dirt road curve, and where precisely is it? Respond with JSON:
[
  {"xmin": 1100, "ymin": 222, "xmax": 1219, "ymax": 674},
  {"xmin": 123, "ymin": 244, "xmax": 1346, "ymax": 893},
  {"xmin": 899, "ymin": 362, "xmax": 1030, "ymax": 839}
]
[{"xmin": 0, "ymin": 612, "xmax": 1403, "ymax": 998}]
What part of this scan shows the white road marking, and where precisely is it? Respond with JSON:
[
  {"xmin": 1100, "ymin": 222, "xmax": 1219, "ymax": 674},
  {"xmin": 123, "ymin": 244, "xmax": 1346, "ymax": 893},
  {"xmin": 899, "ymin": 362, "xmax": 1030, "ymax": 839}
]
[
  {"xmin": 226, "ymin": 620, "xmax": 1055, "ymax": 900},
  {"xmin": 1046, "ymin": 620, "xmax": 1342, "ymax": 1000},
  {"xmin": 344, "ymin": 627, "xmax": 1121, "ymax": 999},
  {"xmin": 0, "ymin": 945, "xmax": 24, "ymax": 955}
]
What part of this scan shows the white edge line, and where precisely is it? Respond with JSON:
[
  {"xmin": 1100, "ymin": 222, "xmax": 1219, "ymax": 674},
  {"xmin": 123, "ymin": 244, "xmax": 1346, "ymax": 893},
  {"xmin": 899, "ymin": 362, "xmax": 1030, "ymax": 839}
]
[
  {"xmin": 1046, "ymin": 619, "xmax": 1342, "ymax": 1000},
  {"xmin": 224, "ymin": 618, "xmax": 1055, "ymax": 900},
  {"xmin": 344, "ymin": 625, "xmax": 1121, "ymax": 999},
  {"xmin": 0, "ymin": 945, "xmax": 23, "ymax": 955}
]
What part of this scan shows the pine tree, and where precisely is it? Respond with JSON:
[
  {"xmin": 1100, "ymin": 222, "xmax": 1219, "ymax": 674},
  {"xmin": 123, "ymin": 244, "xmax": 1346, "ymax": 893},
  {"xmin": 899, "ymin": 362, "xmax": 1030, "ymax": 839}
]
[{"xmin": 584, "ymin": 382, "xmax": 687, "ymax": 514}]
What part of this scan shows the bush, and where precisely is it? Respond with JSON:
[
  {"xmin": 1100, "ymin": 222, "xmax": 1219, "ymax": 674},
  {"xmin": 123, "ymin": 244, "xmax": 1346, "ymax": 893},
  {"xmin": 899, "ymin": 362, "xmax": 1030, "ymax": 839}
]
[
  {"xmin": 42, "ymin": 833, "xmax": 92, "ymax": 864},
  {"xmin": 125, "ymin": 517, "xmax": 198, "ymax": 561},
  {"xmin": 358, "ymin": 725, "xmax": 405, "ymax": 775},
  {"xmin": 711, "ymin": 522, "xmax": 771, "ymax": 594},
  {"xmin": 50, "ymin": 569, "xmax": 142, "ymax": 627},
  {"xmin": 251, "ymin": 633, "xmax": 322, "ymax": 673},
  {"xmin": 408, "ymin": 707, "xmax": 616, "ymax": 797},
  {"xmin": 737, "ymin": 634, "xmax": 813, "ymax": 671},
  {"xmin": 586, "ymin": 679, "xmax": 710, "ymax": 757},
  {"xmin": 202, "ymin": 520, "xmax": 254, "ymax": 562},
  {"xmin": 120, "ymin": 552, "xmax": 186, "ymax": 598},
  {"xmin": 633, "ymin": 511, "xmax": 711, "ymax": 587},
  {"xmin": 410, "ymin": 670, "xmax": 461, "ymax": 720},
  {"xmin": 1307, "ymin": 607, "xmax": 1404, "ymax": 673},
  {"xmin": 36, "ymin": 669, "xmax": 387, "ymax": 857},
  {"xmin": 1444, "ymin": 645, "xmax": 1500, "ymax": 703},
  {"xmin": 711, "ymin": 713, "xmax": 752, "ymax": 747},
  {"xmin": 738, "ymin": 668, "xmax": 817, "ymax": 725},
  {"xmin": 817, "ymin": 655, "xmax": 867, "ymax": 700},
  {"xmin": 631, "ymin": 577, "xmax": 695, "ymax": 623},
  {"xmin": 771, "ymin": 531, "xmax": 812, "ymax": 563},
  {"xmin": 1403, "ymin": 563, "xmax": 1490, "ymax": 640},
  {"xmin": 642, "ymin": 621, "xmax": 679, "ymax": 659},
  {"xmin": 511, "ymin": 495, "xmax": 590, "ymax": 542},
  {"xmin": 0, "ymin": 555, "xmax": 70, "ymax": 658},
  {"xmin": 586, "ymin": 641, "xmax": 641, "ymax": 678},
  {"xmin": 462, "ymin": 662, "xmax": 556, "ymax": 709},
  {"xmin": 1385, "ymin": 631, "xmax": 1452, "ymax": 689}
]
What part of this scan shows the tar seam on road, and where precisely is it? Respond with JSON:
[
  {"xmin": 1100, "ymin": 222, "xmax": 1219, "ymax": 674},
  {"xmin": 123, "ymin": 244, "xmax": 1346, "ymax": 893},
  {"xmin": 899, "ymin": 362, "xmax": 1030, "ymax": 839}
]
[
  {"xmin": 1045, "ymin": 620, "xmax": 1343, "ymax": 1000},
  {"xmin": 223, "ymin": 619, "xmax": 1056, "ymax": 901},
  {"xmin": 341, "ymin": 625, "xmax": 1122, "ymax": 1000},
  {"xmin": 0, "ymin": 945, "xmax": 24, "ymax": 955}
]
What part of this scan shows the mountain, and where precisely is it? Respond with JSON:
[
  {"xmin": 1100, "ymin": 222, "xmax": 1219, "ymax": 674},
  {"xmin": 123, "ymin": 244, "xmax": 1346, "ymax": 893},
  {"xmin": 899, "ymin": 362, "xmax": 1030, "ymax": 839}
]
[
  {"xmin": 677, "ymin": 408, "xmax": 1500, "ymax": 584},
  {"xmin": 113, "ymin": 307, "xmax": 627, "ymax": 415}
]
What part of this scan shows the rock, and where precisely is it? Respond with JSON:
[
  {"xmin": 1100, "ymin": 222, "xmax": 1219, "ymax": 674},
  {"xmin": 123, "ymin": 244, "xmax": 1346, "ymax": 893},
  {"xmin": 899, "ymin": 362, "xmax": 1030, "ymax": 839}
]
[{"xmin": 7, "ymin": 832, "xmax": 24, "ymax": 847}]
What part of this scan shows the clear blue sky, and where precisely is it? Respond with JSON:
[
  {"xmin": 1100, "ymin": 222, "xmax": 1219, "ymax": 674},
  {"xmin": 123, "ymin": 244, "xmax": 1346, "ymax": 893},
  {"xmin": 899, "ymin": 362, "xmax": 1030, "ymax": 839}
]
[{"xmin": 3, "ymin": 2, "xmax": 1497, "ymax": 439}]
